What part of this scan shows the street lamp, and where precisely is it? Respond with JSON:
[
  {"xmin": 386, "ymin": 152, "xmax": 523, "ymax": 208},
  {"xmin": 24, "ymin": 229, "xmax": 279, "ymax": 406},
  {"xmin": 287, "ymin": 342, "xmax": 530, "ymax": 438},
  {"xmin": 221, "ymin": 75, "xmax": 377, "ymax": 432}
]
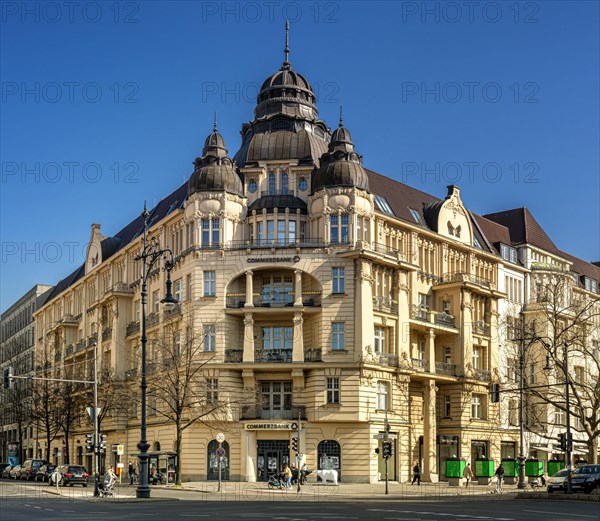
[
  {"xmin": 134, "ymin": 203, "xmax": 177, "ymax": 499},
  {"xmin": 543, "ymin": 342, "xmax": 573, "ymax": 495}
]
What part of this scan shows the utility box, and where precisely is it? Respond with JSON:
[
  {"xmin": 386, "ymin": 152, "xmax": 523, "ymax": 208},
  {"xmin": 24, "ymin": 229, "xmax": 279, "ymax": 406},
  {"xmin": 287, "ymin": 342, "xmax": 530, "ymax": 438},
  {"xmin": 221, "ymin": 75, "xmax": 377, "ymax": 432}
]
[
  {"xmin": 445, "ymin": 458, "xmax": 466, "ymax": 487},
  {"xmin": 525, "ymin": 459, "xmax": 544, "ymax": 477},
  {"xmin": 548, "ymin": 460, "xmax": 565, "ymax": 476},
  {"xmin": 475, "ymin": 458, "xmax": 494, "ymax": 485},
  {"xmin": 501, "ymin": 458, "xmax": 518, "ymax": 484}
]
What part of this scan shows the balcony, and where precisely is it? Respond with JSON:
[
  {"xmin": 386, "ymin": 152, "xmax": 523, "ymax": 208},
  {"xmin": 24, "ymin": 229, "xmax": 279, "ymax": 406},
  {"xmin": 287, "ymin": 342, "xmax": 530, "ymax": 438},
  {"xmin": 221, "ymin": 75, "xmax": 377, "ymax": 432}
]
[
  {"xmin": 225, "ymin": 239, "xmax": 327, "ymax": 250},
  {"xmin": 147, "ymin": 313, "xmax": 159, "ymax": 327},
  {"xmin": 224, "ymin": 349, "xmax": 243, "ymax": 363},
  {"xmin": 435, "ymin": 361, "xmax": 457, "ymax": 376},
  {"xmin": 61, "ymin": 314, "xmax": 81, "ymax": 326},
  {"xmin": 412, "ymin": 358, "xmax": 427, "ymax": 372},
  {"xmin": 434, "ymin": 312, "xmax": 456, "ymax": 328},
  {"xmin": 410, "ymin": 306, "xmax": 458, "ymax": 331},
  {"xmin": 304, "ymin": 347, "xmax": 322, "ymax": 362},
  {"xmin": 126, "ymin": 321, "xmax": 140, "ymax": 336},
  {"xmin": 102, "ymin": 327, "xmax": 112, "ymax": 342},
  {"xmin": 439, "ymin": 272, "xmax": 493, "ymax": 290},
  {"xmin": 225, "ymin": 293, "xmax": 321, "ymax": 308},
  {"xmin": 241, "ymin": 404, "xmax": 306, "ymax": 421},
  {"xmin": 254, "ymin": 349, "xmax": 292, "ymax": 363},
  {"xmin": 54, "ymin": 352, "xmax": 61, "ymax": 362},
  {"xmin": 370, "ymin": 242, "xmax": 407, "ymax": 261},
  {"xmin": 473, "ymin": 367, "xmax": 491, "ymax": 381},
  {"xmin": 472, "ymin": 320, "xmax": 491, "ymax": 337},
  {"xmin": 410, "ymin": 305, "xmax": 429, "ymax": 321},
  {"xmin": 66, "ymin": 344, "xmax": 73, "ymax": 356},
  {"xmin": 372, "ymin": 296, "xmax": 398, "ymax": 314},
  {"xmin": 87, "ymin": 333, "xmax": 98, "ymax": 347},
  {"xmin": 75, "ymin": 339, "xmax": 86, "ymax": 352},
  {"xmin": 378, "ymin": 352, "xmax": 399, "ymax": 368},
  {"xmin": 103, "ymin": 282, "xmax": 133, "ymax": 297}
]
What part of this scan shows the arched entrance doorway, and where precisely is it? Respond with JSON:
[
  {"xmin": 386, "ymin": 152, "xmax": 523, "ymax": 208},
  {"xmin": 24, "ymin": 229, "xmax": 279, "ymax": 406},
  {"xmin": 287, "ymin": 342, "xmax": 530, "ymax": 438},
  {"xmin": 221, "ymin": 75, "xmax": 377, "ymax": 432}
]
[
  {"xmin": 207, "ymin": 440, "xmax": 230, "ymax": 480},
  {"xmin": 317, "ymin": 440, "xmax": 341, "ymax": 481}
]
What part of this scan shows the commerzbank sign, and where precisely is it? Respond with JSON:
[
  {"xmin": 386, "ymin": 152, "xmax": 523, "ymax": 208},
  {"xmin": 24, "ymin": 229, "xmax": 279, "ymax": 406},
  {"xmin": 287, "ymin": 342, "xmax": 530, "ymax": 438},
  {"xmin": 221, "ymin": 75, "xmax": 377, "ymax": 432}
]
[
  {"xmin": 244, "ymin": 422, "xmax": 299, "ymax": 431},
  {"xmin": 247, "ymin": 255, "xmax": 300, "ymax": 264}
]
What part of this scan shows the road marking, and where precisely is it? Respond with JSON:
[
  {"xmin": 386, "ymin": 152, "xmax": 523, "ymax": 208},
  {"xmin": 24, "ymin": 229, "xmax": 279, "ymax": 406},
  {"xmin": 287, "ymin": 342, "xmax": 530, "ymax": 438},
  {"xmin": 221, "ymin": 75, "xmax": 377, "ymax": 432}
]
[{"xmin": 523, "ymin": 511, "xmax": 597, "ymax": 518}]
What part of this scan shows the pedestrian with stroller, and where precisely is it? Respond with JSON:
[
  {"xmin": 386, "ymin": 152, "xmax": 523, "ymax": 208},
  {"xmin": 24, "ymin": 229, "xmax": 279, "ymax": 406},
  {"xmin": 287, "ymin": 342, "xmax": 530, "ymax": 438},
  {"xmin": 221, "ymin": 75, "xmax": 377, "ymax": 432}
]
[
  {"xmin": 463, "ymin": 463, "xmax": 473, "ymax": 487},
  {"xmin": 494, "ymin": 463, "xmax": 505, "ymax": 493},
  {"xmin": 412, "ymin": 462, "xmax": 421, "ymax": 485}
]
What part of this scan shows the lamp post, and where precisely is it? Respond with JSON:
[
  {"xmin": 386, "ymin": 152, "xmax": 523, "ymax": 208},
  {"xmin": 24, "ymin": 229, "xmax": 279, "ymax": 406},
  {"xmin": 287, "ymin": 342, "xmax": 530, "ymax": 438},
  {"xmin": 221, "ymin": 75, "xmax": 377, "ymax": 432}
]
[{"xmin": 134, "ymin": 204, "xmax": 177, "ymax": 499}]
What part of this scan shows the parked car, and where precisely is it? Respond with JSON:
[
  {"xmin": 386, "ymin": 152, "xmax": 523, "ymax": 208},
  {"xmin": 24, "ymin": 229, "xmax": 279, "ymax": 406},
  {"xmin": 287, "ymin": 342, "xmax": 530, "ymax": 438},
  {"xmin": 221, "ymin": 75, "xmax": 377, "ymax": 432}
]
[
  {"xmin": 547, "ymin": 469, "xmax": 569, "ymax": 493},
  {"xmin": 54, "ymin": 465, "xmax": 89, "ymax": 487},
  {"xmin": 9, "ymin": 465, "xmax": 22, "ymax": 479},
  {"xmin": 35, "ymin": 464, "xmax": 56, "ymax": 483},
  {"xmin": 567, "ymin": 464, "xmax": 600, "ymax": 494},
  {"xmin": 1, "ymin": 465, "xmax": 13, "ymax": 479},
  {"xmin": 20, "ymin": 459, "xmax": 48, "ymax": 481}
]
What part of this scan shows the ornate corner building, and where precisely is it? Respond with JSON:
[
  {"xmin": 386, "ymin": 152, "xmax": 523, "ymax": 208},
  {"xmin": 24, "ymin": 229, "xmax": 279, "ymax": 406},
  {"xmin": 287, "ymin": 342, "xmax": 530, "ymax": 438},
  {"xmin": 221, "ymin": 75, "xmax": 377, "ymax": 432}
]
[{"xmin": 27, "ymin": 33, "xmax": 600, "ymax": 483}]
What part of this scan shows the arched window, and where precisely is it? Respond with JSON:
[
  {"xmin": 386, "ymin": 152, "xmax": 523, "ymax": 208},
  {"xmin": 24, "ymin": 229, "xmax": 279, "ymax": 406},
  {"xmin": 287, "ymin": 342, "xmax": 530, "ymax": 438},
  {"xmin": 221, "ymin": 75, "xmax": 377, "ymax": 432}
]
[
  {"xmin": 317, "ymin": 440, "xmax": 341, "ymax": 481},
  {"xmin": 154, "ymin": 441, "xmax": 161, "ymax": 452},
  {"xmin": 77, "ymin": 446, "xmax": 83, "ymax": 466},
  {"xmin": 268, "ymin": 173, "xmax": 276, "ymax": 195},
  {"xmin": 281, "ymin": 172, "xmax": 289, "ymax": 194},
  {"xmin": 207, "ymin": 440, "xmax": 230, "ymax": 480}
]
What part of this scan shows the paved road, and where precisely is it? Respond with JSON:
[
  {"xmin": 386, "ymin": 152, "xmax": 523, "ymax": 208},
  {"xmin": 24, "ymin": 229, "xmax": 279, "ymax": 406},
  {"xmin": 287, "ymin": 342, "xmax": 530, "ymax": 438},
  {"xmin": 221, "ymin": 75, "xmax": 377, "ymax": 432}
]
[{"xmin": 1, "ymin": 481, "xmax": 598, "ymax": 521}]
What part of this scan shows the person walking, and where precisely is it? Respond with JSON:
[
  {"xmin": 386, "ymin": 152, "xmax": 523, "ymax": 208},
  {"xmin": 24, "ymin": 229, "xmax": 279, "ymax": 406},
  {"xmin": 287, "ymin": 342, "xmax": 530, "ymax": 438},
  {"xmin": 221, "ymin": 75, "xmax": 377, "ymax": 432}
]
[
  {"xmin": 494, "ymin": 463, "xmax": 505, "ymax": 493},
  {"xmin": 283, "ymin": 464, "xmax": 293, "ymax": 488},
  {"xmin": 412, "ymin": 462, "xmax": 421, "ymax": 485},
  {"xmin": 134, "ymin": 461, "xmax": 139, "ymax": 484},
  {"xmin": 463, "ymin": 463, "xmax": 473, "ymax": 487},
  {"xmin": 128, "ymin": 461, "xmax": 134, "ymax": 485}
]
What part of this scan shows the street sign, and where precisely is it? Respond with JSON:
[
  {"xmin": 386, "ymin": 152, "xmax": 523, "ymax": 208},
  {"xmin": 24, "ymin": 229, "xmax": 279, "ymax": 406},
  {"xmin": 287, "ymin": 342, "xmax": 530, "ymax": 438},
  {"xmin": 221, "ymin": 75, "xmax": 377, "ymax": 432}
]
[
  {"xmin": 117, "ymin": 444, "xmax": 124, "ymax": 455},
  {"xmin": 216, "ymin": 432, "xmax": 225, "ymax": 443},
  {"xmin": 86, "ymin": 406, "xmax": 101, "ymax": 423},
  {"xmin": 216, "ymin": 447, "xmax": 226, "ymax": 458},
  {"xmin": 372, "ymin": 434, "xmax": 397, "ymax": 439}
]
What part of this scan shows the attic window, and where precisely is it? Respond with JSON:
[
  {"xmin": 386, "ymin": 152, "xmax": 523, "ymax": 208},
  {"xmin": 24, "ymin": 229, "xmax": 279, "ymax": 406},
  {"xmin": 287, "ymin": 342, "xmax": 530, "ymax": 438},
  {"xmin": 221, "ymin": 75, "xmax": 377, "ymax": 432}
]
[
  {"xmin": 500, "ymin": 244, "xmax": 518, "ymax": 263},
  {"xmin": 409, "ymin": 208, "xmax": 424, "ymax": 225},
  {"xmin": 584, "ymin": 277, "xmax": 598, "ymax": 293},
  {"xmin": 374, "ymin": 195, "xmax": 394, "ymax": 216},
  {"xmin": 166, "ymin": 200, "xmax": 180, "ymax": 215},
  {"xmin": 473, "ymin": 236, "xmax": 482, "ymax": 249}
]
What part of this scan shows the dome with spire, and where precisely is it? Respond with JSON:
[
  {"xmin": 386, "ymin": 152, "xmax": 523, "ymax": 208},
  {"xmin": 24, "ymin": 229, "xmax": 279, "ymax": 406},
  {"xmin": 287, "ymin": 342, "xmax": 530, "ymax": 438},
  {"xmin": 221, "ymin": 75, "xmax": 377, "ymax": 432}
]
[
  {"xmin": 188, "ymin": 120, "xmax": 244, "ymax": 197},
  {"xmin": 312, "ymin": 110, "xmax": 369, "ymax": 193},
  {"xmin": 234, "ymin": 22, "xmax": 330, "ymax": 168}
]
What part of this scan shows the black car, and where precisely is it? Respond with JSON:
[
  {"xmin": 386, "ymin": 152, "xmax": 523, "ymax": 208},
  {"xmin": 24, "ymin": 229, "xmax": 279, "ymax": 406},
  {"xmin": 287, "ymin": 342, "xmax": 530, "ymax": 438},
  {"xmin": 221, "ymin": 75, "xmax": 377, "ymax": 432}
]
[
  {"xmin": 567, "ymin": 464, "xmax": 600, "ymax": 494},
  {"xmin": 55, "ymin": 465, "xmax": 89, "ymax": 487},
  {"xmin": 20, "ymin": 459, "xmax": 48, "ymax": 481},
  {"xmin": 35, "ymin": 464, "xmax": 56, "ymax": 482}
]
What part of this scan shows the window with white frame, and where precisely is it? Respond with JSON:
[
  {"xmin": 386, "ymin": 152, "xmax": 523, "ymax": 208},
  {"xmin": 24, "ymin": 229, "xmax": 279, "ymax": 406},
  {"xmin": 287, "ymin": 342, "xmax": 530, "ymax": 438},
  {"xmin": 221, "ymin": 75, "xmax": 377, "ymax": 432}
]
[
  {"xmin": 174, "ymin": 279, "xmax": 183, "ymax": 302},
  {"xmin": 529, "ymin": 363, "xmax": 536, "ymax": 384},
  {"xmin": 472, "ymin": 346, "xmax": 482, "ymax": 370},
  {"xmin": 204, "ymin": 324, "xmax": 216, "ymax": 352},
  {"xmin": 207, "ymin": 378, "xmax": 218, "ymax": 402},
  {"xmin": 377, "ymin": 381, "xmax": 389, "ymax": 410},
  {"xmin": 554, "ymin": 406, "xmax": 566, "ymax": 426},
  {"xmin": 330, "ymin": 215, "xmax": 349, "ymax": 244},
  {"xmin": 134, "ymin": 300, "xmax": 141, "ymax": 321},
  {"xmin": 443, "ymin": 346, "xmax": 452, "ymax": 365},
  {"xmin": 374, "ymin": 326, "xmax": 386, "ymax": 353},
  {"xmin": 174, "ymin": 331, "xmax": 181, "ymax": 357},
  {"xmin": 201, "ymin": 218, "xmax": 220, "ymax": 248},
  {"xmin": 443, "ymin": 394, "xmax": 451, "ymax": 417},
  {"xmin": 186, "ymin": 274, "xmax": 192, "ymax": 301},
  {"xmin": 332, "ymin": 322, "xmax": 345, "ymax": 350},
  {"xmin": 471, "ymin": 394, "xmax": 484, "ymax": 419},
  {"xmin": 152, "ymin": 290, "xmax": 160, "ymax": 314},
  {"xmin": 332, "ymin": 267, "xmax": 345, "ymax": 294},
  {"xmin": 326, "ymin": 377, "xmax": 340, "ymax": 404},
  {"xmin": 262, "ymin": 326, "xmax": 293, "ymax": 351},
  {"xmin": 508, "ymin": 399, "xmax": 518, "ymax": 426},
  {"xmin": 204, "ymin": 271, "xmax": 216, "ymax": 297},
  {"xmin": 357, "ymin": 215, "xmax": 370, "ymax": 242}
]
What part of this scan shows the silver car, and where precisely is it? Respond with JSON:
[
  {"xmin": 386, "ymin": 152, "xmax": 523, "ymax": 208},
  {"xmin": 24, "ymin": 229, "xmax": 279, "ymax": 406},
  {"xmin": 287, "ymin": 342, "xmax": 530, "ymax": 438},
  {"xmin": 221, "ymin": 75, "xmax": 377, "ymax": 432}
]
[{"xmin": 547, "ymin": 468, "xmax": 569, "ymax": 493}]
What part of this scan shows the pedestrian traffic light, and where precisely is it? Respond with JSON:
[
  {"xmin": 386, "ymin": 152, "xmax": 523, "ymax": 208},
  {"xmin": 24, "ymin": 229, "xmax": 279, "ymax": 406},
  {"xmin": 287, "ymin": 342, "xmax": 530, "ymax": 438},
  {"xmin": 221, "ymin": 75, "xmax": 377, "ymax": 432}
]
[
  {"xmin": 3, "ymin": 367, "xmax": 14, "ymax": 389},
  {"xmin": 382, "ymin": 441, "xmax": 392, "ymax": 459},
  {"xmin": 566, "ymin": 432, "xmax": 573, "ymax": 452},
  {"xmin": 558, "ymin": 432, "xmax": 566, "ymax": 452},
  {"xmin": 491, "ymin": 383, "xmax": 500, "ymax": 403},
  {"xmin": 85, "ymin": 433, "xmax": 94, "ymax": 452},
  {"xmin": 99, "ymin": 434, "xmax": 107, "ymax": 453},
  {"xmin": 291, "ymin": 437, "xmax": 298, "ymax": 453}
]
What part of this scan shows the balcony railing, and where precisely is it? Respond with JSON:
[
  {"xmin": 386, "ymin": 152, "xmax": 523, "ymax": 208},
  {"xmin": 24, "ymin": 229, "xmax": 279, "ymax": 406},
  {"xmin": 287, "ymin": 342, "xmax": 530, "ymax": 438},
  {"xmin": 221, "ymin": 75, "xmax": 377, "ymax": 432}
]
[
  {"xmin": 441, "ymin": 272, "xmax": 492, "ymax": 289},
  {"xmin": 54, "ymin": 352, "xmax": 61, "ymax": 362},
  {"xmin": 126, "ymin": 321, "xmax": 140, "ymax": 336},
  {"xmin": 410, "ymin": 305, "xmax": 429, "ymax": 321},
  {"xmin": 102, "ymin": 327, "xmax": 112, "ymax": 342},
  {"xmin": 412, "ymin": 358, "xmax": 427, "ymax": 371},
  {"xmin": 224, "ymin": 349, "xmax": 243, "ymax": 363},
  {"xmin": 304, "ymin": 347, "xmax": 322, "ymax": 362},
  {"xmin": 75, "ymin": 340, "xmax": 86, "ymax": 352},
  {"xmin": 226, "ymin": 293, "xmax": 321, "ymax": 308},
  {"xmin": 61, "ymin": 314, "xmax": 81, "ymax": 326},
  {"xmin": 254, "ymin": 349, "xmax": 292, "ymax": 363},
  {"xmin": 435, "ymin": 361, "xmax": 457, "ymax": 376},
  {"xmin": 473, "ymin": 367, "xmax": 491, "ymax": 381},
  {"xmin": 66, "ymin": 344, "xmax": 73, "ymax": 356},
  {"xmin": 434, "ymin": 312, "xmax": 457, "ymax": 328},
  {"xmin": 371, "ymin": 242, "xmax": 407, "ymax": 260},
  {"xmin": 147, "ymin": 313, "xmax": 159, "ymax": 327},
  {"xmin": 87, "ymin": 333, "xmax": 98, "ymax": 347},
  {"xmin": 240, "ymin": 404, "xmax": 306, "ymax": 420},
  {"xmin": 472, "ymin": 320, "xmax": 491, "ymax": 336},
  {"xmin": 225, "ymin": 239, "xmax": 327, "ymax": 250},
  {"xmin": 378, "ymin": 352, "xmax": 399, "ymax": 368},
  {"xmin": 372, "ymin": 296, "xmax": 398, "ymax": 313}
]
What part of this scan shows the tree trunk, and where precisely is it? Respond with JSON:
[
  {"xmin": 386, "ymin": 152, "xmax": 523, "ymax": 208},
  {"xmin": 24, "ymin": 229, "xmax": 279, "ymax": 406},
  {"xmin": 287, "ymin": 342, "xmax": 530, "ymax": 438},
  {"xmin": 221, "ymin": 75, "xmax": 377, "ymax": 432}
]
[
  {"xmin": 176, "ymin": 421, "xmax": 182, "ymax": 486},
  {"xmin": 46, "ymin": 429, "xmax": 51, "ymax": 462},
  {"xmin": 587, "ymin": 438, "xmax": 598, "ymax": 464},
  {"xmin": 64, "ymin": 429, "xmax": 70, "ymax": 464}
]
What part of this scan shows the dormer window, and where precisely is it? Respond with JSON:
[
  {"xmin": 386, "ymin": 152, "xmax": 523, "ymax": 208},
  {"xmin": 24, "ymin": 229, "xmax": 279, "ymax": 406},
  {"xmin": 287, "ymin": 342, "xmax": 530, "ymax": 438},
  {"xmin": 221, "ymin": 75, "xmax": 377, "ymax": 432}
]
[
  {"xmin": 500, "ymin": 244, "xmax": 518, "ymax": 263},
  {"xmin": 584, "ymin": 277, "xmax": 598, "ymax": 293},
  {"xmin": 248, "ymin": 179, "xmax": 257, "ymax": 193},
  {"xmin": 447, "ymin": 221, "xmax": 461, "ymax": 238},
  {"xmin": 281, "ymin": 172, "xmax": 289, "ymax": 194},
  {"xmin": 374, "ymin": 195, "xmax": 394, "ymax": 216},
  {"xmin": 409, "ymin": 208, "xmax": 424, "ymax": 226}
]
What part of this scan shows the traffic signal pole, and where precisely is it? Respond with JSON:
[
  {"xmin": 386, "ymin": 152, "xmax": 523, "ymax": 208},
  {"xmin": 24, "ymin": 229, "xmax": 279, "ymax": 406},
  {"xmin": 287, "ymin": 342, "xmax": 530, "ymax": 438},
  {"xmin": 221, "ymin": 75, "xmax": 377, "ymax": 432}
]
[{"xmin": 93, "ymin": 341, "xmax": 100, "ymax": 497}]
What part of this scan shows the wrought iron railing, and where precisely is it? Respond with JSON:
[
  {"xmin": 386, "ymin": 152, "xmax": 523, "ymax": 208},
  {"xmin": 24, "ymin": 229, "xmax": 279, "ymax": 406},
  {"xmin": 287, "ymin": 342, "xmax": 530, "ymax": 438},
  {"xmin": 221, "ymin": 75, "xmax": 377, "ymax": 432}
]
[
  {"xmin": 372, "ymin": 296, "xmax": 398, "ymax": 313},
  {"xmin": 441, "ymin": 272, "xmax": 492, "ymax": 289},
  {"xmin": 473, "ymin": 367, "xmax": 491, "ymax": 381},
  {"xmin": 434, "ymin": 312, "xmax": 456, "ymax": 328},
  {"xmin": 102, "ymin": 327, "xmax": 112, "ymax": 342},
  {"xmin": 65, "ymin": 344, "xmax": 73, "ymax": 356},
  {"xmin": 126, "ymin": 321, "xmax": 140, "ymax": 336},
  {"xmin": 240, "ymin": 405, "xmax": 305, "ymax": 420},
  {"xmin": 225, "ymin": 239, "xmax": 326, "ymax": 250},
  {"xmin": 75, "ymin": 340, "xmax": 86, "ymax": 352},
  {"xmin": 254, "ymin": 349, "xmax": 292, "ymax": 363},
  {"xmin": 304, "ymin": 347, "xmax": 322, "ymax": 362},
  {"xmin": 379, "ymin": 352, "xmax": 399, "ymax": 368},
  {"xmin": 472, "ymin": 320, "xmax": 491, "ymax": 336},
  {"xmin": 435, "ymin": 362, "xmax": 457, "ymax": 376},
  {"xmin": 224, "ymin": 349, "xmax": 243, "ymax": 363},
  {"xmin": 147, "ymin": 313, "xmax": 159, "ymax": 327},
  {"xmin": 409, "ymin": 304, "xmax": 429, "ymax": 321},
  {"xmin": 412, "ymin": 358, "xmax": 427, "ymax": 371}
]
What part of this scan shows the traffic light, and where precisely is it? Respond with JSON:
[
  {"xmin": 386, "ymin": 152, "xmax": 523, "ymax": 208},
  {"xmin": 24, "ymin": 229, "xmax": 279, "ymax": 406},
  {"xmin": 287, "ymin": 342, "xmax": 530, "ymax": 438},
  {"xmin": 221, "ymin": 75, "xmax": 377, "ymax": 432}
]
[
  {"xmin": 85, "ymin": 433, "xmax": 94, "ymax": 453},
  {"xmin": 3, "ymin": 367, "xmax": 14, "ymax": 389},
  {"xmin": 566, "ymin": 432, "xmax": 573, "ymax": 452},
  {"xmin": 558, "ymin": 432, "xmax": 566, "ymax": 452},
  {"xmin": 291, "ymin": 437, "xmax": 298, "ymax": 453},
  {"xmin": 99, "ymin": 434, "xmax": 107, "ymax": 453},
  {"xmin": 374, "ymin": 447, "xmax": 380, "ymax": 454},
  {"xmin": 382, "ymin": 441, "xmax": 392, "ymax": 459},
  {"xmin": 491, "ymin": 383, "xmax": 500, "ymax": 403}
]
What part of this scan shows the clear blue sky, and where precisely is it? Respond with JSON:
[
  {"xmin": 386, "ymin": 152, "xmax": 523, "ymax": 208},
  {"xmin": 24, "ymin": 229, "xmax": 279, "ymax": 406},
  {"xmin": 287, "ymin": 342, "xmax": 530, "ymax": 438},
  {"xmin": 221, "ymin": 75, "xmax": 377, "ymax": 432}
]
[{"xmin": 1, "ymin": 0, "xmax": 599, "ymax": 311}]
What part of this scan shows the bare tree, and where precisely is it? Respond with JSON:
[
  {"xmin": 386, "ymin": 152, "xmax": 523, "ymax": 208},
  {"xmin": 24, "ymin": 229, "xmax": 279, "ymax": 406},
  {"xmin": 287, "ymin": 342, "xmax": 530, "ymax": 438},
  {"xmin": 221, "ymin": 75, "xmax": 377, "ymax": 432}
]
[
  {"xmin": 146, "ymin": 314, "xmax": 249, "ymax": 485},
  {"xmin": 55, "ymin": 381, "xmax": 85, "ymax": 464},
  {"xmin": 526, "ymin": 274, "xmax": 600, "ymax": 463}
]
